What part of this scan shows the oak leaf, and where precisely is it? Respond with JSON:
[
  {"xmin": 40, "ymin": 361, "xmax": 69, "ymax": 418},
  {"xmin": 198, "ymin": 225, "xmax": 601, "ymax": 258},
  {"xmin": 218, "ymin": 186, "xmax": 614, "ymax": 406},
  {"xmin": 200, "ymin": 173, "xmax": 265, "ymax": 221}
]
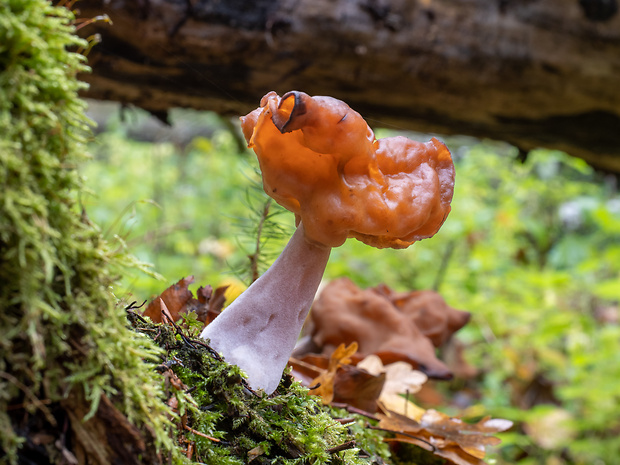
[
  {"xmin": 144, "ymin": 276, "xmax": 194, "ymax": 323},
  {"xmin": 331, "ymin": 363, "xmax": 386, "ymax": 412}
]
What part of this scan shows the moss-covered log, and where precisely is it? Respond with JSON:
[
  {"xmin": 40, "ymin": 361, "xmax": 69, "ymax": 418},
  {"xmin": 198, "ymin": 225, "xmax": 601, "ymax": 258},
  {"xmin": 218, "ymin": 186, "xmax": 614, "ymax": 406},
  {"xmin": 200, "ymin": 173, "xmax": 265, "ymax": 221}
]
[{"xmin": 0, "ymin": 2, "xmax": 177, "ymax": 463}]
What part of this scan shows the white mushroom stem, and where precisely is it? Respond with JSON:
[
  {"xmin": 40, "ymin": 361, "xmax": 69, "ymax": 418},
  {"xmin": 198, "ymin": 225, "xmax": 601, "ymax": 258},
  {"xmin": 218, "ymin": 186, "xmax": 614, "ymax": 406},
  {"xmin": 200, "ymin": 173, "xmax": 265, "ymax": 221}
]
[{"xmin": 200, "ymin": 222, "xmax": 331, "ymax": 394}]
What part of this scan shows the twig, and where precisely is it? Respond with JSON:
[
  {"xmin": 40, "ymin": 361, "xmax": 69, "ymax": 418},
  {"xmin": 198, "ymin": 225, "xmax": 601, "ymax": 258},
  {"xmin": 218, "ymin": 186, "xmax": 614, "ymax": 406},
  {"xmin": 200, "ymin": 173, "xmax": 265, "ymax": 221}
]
[
  {"xmin": 334, "ymin": 418, "xmax": 357, "ymax": 425},
  {"xmin": 161, "ymin": 306, "xmax": 197, "ymax": 349},
  {"xmin": 184, "ymin": 424, "xmax": 220, "ymax": 442},
  {"xmin": 249, "ymin": 199, "xmax": 272, "ymax": 283},
  {"xmin": 125, "ymin": 300, "xmax": 148, "ymax": 311},
  {"xmin": 125, "ymin": 301, "xmax": 150, "ymax": 324},
  {"xmin": 330, "ymin": 402, "xmax": 380, "ymax": 421},
  {"xmin": 327, "ymin": 440, "xmax": 356, "ymax": 454},
  {"xmin": 432, "ymin": 240, "xmax": 456, "ymax": 292},
  {"xmin": 0, "ymin": 372, "xmax": 57, "ymax": 426},
  {"xmin": 367, "ymin": 424, "xmax": 437, "ymax": 452}
]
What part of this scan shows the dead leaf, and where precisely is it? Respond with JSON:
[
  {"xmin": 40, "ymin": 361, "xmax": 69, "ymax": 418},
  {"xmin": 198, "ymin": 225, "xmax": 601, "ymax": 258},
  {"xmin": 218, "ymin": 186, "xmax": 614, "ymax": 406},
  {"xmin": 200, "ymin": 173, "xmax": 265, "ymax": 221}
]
[
  {"xmin": 377, "ymin": 402, "xmax": 512, "ymax": 465},
  {"xmin": 357, "ymin": 355, "xmax": 427, "ymax": 417},
  {"xmin": 204, "ymin": 285, "xmax": 228, "ymax": 324},
  {"xmin": 309, "ymin": 342, "xmax": 358, "ymax": 404},
  {"xmin": 144, "ymin": 276, "xmax": 195, "ymax": 323},
  {"xmin": 290, "ymin": 353, "xmax": 385, "ymax": 411},
  {"xmin": 143, "ymin": 276, "xmax": 228, "ymax": 327},
  {"xmin": 359, "ymin": 355, "xmax": 427, "ymax": 396},
  {"xmin": 356, "ymin": 354, "xmax": 384, "ymax": 376},
  {"xmin": 288, "ymin": 357, "xmax": 324, "ymax": 386},
  {"xmin": 248, "ymin": 445, "xmax": 266, "ymax": 462},
  {"xmin": 433, "ymin": 445, "xmax": 487, "ymax": 465},
  {"xmin": 310, "ymin": 278, "xmax": 456, "ymax": 379},
  {"xmin": 378, "ymin": 397, "xmax": 426, "ymax": 422},
  {"xmin": 332, "ymin": 363, "xmax": 386, "ymax": 412},
  {"xmin": 376, "ymin": 286, "xmax": 470, "ymax": 347}
]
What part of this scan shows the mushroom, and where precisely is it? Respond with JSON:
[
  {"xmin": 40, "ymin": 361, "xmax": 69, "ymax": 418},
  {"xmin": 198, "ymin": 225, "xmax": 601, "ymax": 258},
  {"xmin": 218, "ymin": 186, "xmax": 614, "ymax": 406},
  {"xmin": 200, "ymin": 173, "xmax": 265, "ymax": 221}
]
[{"xmin": 200, "ymin": 91, "xmax": 455, "ymax": 393}]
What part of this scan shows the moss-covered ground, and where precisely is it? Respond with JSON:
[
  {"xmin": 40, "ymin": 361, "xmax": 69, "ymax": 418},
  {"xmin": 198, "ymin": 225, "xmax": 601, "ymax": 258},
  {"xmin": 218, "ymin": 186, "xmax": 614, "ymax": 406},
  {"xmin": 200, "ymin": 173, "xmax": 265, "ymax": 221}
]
[{"xmin": 127, "ymin": 309, "xmax": 392, "ymax": 464}]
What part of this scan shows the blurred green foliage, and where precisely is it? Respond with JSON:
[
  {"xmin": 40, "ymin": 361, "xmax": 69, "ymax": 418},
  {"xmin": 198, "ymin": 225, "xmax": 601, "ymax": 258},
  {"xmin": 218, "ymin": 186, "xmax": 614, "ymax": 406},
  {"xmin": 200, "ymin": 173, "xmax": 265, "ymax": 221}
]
[
  {"xmin": 81, "ymin": 105, "xmax": 293, "ymax": 299},
  {"xmin": 82, "ymin": 105, "xmax": 620, "ymax": 464},
  {"xmin": 433, "ymin": 144, "xmax": 620, "ymax": 465}
]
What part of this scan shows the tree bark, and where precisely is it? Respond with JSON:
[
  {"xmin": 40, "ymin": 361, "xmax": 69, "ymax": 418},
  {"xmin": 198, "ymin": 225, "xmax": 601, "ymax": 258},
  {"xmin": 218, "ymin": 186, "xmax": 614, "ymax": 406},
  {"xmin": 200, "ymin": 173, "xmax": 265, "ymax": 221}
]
[{"xmin": 78, "ymin": 0, "xmax": 620, "ymax": 172}]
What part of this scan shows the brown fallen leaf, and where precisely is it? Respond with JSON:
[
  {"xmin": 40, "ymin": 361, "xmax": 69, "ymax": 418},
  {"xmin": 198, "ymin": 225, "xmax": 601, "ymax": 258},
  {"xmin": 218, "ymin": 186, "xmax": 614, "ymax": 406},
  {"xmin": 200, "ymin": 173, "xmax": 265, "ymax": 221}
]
[
  {"xmin": 248, "ymin": 445, "xmax": 266, "ymax": 462},
  {"xmin": 377, "ymin": 402, "xmax": 512, "ymax": 465},
  {"xmin": 432, "ymin": 445, "xmax": 487, "ymax": 465},
  {"xmin": 309, "ymin": 342, "xmax": 358, "ymax": 404},
  {"xmin": 199, "ymin": 284, "xmax": 228, "ymax": 325},
  {"xmin": 288, "ymin": 357, "xmax": 323, "ymax": 386},
  {"xmin": 290, "ymin": 353, "xmax": 385, "ymax": 412},
  {"xmin": 143, "ymin": 276, "xmax": 228, "ymax": 327},
  {"xmin": 144, "ymin": 276, "xmax": 195, "ymax": 323},
  {"xmin": 358, "ymin": 355, "xmax": 427, "ymax": 396},
  {"xmin": 332, "ymin": 363, "xmax": 386, "ymax": 413},
  {"xmin": 310, "ymin": 278, "xmax": 455, "ymax": 379},
  {"xmin": 357, "ymin": 355, "xmax": 427, "ymax": 417},
  {"xmin": 378, "ymin": 396, "xmax": 426, "ymax": 423},
  {"xmin": 374, "ymin": 285, "xmax": 470, "ymax": 347}
]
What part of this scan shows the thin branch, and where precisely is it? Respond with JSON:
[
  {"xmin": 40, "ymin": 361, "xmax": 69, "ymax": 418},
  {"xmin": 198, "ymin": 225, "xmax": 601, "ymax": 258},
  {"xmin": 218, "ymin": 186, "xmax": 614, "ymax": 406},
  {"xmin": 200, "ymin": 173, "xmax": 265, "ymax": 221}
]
[
  {"xmin": 249, "ymin": 198, "xmax": 272, "ymax": 283},
  {"xmin": 184, "ymin": 424, "xmax": 220, "ymax": 442},
  {"xmin": 0, "ymin": 372, "xmax": 57, "ymax": 426},
  {"xmin": 432, "ymin": 240, "xmax": 456, "ymax": 292},
  {"xmin": 327, "ymin": 440, "xmax": 356, "ymax": 454},
  {"xmin": 367, "ymin": 424, "xmax": 437, "ymax": 452}
]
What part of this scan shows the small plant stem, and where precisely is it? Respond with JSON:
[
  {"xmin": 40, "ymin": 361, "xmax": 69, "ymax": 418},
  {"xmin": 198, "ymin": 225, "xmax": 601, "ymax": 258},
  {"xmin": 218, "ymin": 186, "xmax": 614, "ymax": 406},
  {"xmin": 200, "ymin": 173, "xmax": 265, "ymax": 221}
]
[
  {"xmin": 432, "ymin": 240, "xmax": 456, "ymax": 292},
  {"xmin": 250, "ymin": 199, "xmax": 272, "ymax": 283}
]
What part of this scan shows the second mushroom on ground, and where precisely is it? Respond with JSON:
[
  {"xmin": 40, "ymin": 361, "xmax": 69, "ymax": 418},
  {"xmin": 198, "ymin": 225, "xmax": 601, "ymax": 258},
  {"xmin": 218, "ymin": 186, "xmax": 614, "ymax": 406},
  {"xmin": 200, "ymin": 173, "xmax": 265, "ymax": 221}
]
[{"xmin": 200, "ymin": 91, "xmax": 456, "ymax": 394}]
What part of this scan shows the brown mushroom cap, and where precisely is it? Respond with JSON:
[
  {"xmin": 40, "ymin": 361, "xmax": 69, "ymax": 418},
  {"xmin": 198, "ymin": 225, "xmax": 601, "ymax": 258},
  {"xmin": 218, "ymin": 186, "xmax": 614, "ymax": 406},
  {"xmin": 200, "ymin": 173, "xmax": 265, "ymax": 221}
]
[{"xmin": 240, "ymin": 91, "xmax": 455, "ymax": 248}]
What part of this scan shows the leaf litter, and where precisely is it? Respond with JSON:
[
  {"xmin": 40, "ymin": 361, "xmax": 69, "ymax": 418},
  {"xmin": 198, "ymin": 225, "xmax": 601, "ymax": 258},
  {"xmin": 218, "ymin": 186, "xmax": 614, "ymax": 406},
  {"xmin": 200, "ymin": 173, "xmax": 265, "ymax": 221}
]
[{"xmin": 140, "ymin": 277, "xmax": 512, "ymax": 464}]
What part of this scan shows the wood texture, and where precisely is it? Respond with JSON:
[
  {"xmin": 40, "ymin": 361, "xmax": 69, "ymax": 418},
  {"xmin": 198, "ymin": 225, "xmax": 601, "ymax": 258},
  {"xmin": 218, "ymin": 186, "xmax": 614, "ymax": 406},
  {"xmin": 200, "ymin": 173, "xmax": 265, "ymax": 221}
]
[{"xmin": 78, "ymin": 0, "xmax": 620, "ymax": 172}]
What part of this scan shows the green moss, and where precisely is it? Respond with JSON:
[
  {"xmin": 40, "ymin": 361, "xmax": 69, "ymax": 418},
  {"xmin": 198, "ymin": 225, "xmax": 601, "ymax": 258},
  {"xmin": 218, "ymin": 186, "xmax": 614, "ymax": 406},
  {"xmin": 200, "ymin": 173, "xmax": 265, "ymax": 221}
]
[
  {"xmin": 130, "ymin": 312, "xmax": 391, "ymax": 464},
  {"xmin": 0, "ymin": 1, "xmax": 180, "ymax": 462}
]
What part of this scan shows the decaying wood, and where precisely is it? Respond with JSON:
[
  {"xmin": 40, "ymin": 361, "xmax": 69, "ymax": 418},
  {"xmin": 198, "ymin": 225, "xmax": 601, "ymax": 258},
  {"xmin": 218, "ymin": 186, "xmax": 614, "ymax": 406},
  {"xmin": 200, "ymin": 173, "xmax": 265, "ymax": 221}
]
[
  {"xmin": 61, "ymin": 388, "xmax": 160, "ymax": 465},
  {"xmin": 77, "ymin": 0, "xmax": 620, "ymax": 172}
]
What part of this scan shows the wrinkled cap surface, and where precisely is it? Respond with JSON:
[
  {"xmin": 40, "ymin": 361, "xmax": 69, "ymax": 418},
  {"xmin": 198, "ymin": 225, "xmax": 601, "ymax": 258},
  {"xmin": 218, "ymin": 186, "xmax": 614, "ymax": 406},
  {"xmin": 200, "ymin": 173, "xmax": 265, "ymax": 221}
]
[{"xmin": 240, "ymin": 91, "xmax": 455, "ymax": 248}]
